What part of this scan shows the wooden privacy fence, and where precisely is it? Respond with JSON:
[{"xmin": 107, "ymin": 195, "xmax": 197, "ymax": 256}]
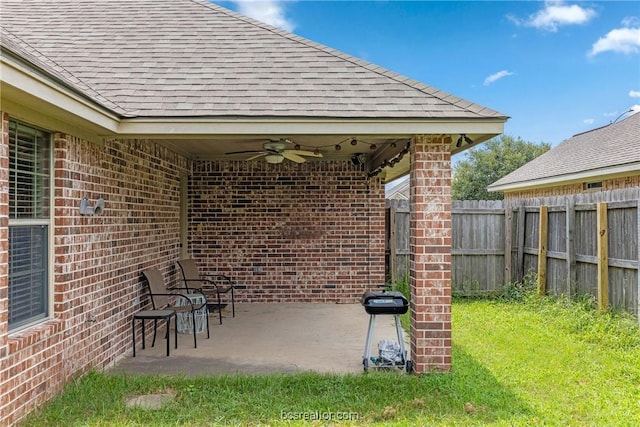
[{"xmin": 386, "ymin": 188, "xmax": 640, "ymax": 318}]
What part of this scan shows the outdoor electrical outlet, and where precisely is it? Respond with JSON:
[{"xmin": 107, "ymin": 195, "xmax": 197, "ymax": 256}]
[
  {"xmin": 253, "ymin": 266, "xmax": 263, "ymax": 273},
  {"xmin": 133, "ymin": 297, "xmax": 140, "ymax": 307}
]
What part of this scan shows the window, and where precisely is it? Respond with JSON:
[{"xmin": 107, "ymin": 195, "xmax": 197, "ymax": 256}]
[
  {"xmin": 8, "ymin": 120, "xmax": 51, "ymax": 330},
  {"xmin": 584, "ymin": 181, "xmax": 603, "ymax": 190}
]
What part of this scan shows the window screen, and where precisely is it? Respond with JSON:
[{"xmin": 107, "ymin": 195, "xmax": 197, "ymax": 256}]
[
  {"xmin": 8, "ymin": 120, "xmax": 51, "ymax": 330},
  {"xmin": 8, "ymin": 225, "xmax": 48, "ymax": 328}
]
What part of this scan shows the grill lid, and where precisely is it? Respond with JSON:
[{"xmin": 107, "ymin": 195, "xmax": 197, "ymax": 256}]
[{"xmin": 361, "ymin": 291, "xmax": 408, "ymax": 315}]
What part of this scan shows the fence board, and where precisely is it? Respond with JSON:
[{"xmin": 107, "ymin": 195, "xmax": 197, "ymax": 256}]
[{"xmin": 385, "ymin": 187, "xmax": 639, "ymax": 318}]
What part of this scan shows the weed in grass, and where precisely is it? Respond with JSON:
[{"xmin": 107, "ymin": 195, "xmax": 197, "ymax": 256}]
[{"xmin": 500, "ymin": 271, "xmax": 537, "ymax": 302}]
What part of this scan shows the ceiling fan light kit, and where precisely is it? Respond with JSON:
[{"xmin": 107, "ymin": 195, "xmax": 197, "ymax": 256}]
[{"xmin": 264, "ymin": 154, "xmax": 285, "ymax": 164}]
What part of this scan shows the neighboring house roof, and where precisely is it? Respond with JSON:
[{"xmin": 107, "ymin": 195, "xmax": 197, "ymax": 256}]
[
  {"xmin": 385, "ymin": 177, "xmax": 410, "ymax": 200},
  {"xmin": 0, "ymin": 0, "xmax": 506, "ymax": 121},
  {"xmin": 489, "ymin": 112, "xmax": 640, "ymax": 192}
]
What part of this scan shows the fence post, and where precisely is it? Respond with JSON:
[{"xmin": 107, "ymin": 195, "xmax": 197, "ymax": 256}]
[
  {"xmin": 537, "ymin": 205, "xmax": 548, "ymax": 295},
  {"xmin": 565, "ymin": 198, "xmax": 576, "ymax": 297},
  {"xmin": 389, "ymin": 205, "xmax": 397, "ymax": 284},
  {"xmin": 504, "ymin": 200, "xmax": 512, "ymax": 286},
  {"xmin": 516, "ymin": 205, "xmax": 526, "ymax": 282},
  {"xmin": 597, "ymin": 202, "xmax": 609, "ymax": 310}
]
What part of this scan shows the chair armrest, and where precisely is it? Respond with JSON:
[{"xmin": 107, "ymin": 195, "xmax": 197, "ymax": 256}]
[
  {"xmin": 151, "ymin": 292, "xmax": 201, "ymax": 309},
  {"xmin": 182, "ymin": 278, "xmax": 218, "ymax": 292},
  {"xmin": 199, "ymin": 273, "xmax": 236, "ymax": 285}
]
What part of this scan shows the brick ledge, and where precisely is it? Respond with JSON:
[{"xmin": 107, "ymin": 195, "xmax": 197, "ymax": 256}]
[{"xmin": 8, "ymin": 319, "xmax": 64, "ymax": 354}]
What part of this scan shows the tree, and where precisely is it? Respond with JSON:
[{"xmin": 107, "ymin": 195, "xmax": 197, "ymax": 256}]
[{"xmin": 452, "ymin": 135, "xmax": 550, "ymax": 200}]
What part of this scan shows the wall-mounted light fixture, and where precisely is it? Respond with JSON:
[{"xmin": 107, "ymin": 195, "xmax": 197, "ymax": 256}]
[
  {"xmin": 351, "ymin": 153, "xmax": 366, "ymax": 166},
  {"xmin": 456, "ymin": 134, "xmax": 474, "ymax": 148},
  {"xmin": 79, "ymin": 197, "xmax": 105, "ymax": 215}
]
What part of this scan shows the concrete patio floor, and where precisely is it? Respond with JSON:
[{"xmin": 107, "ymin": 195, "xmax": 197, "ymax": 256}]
[{"xmin": 112, "ymin": 303, "xmax": 404, "ymax": 376}]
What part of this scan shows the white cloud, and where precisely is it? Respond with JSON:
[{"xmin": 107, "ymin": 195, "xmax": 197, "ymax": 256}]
[
  {"xmin": 631, "ymin": 104, "xmax": 640, "ymax": 113},
  {"xmin": 483, "ymin": 70, "xmax": 514, "ymax": 86},
  {"xmin": 622, "ymin": 16, "xmax": 640, "ymax": 27},
  {"xmin": 509, "ymin": 1, "xmax": 596, "ymax": 32},
  {"xmin": 589, "ymin": 27, "xmax": 640, "ymax": 56},
  {"xmin": 630, "ymin": 90, "xmax": 640, "ymax": 98},
  {"xmin": 231, "ymin": 0, "xmax": 295, "ymax": 32},
  {"xmin": 583, "ymin": 118, "xmax": 595, "ymax": 125}
]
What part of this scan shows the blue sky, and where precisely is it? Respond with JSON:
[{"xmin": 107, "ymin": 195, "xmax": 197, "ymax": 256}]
[{"xmin": 214, "ymin": 1, "xmax": 640, "ymax": 151}]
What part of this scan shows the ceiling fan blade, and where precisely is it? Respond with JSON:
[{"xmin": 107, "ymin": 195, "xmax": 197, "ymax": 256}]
[
  {"xmin": 225, "ymin": 150, "xmax": 265, "ymax": 155},
  {"xmin": 246, "ymin": 153, "xmax": 268, "ymax": 161},
  {"xmin": 284, "ymin": 149, "xmax": 323, "ymax": 158},
  {"xmin": 282, "ymin": 152, "xmax": 307, "ymax": 163}
]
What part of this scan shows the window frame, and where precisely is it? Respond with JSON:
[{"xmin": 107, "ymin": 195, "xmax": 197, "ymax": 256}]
[{"xmin": 7, "ymin": 119, "xmax": 54, "ymax": 332}]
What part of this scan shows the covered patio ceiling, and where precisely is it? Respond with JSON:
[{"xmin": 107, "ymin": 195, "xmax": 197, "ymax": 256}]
[{"xmin": 113, "ymin": 117, "xmax": 504, "ymax": 183}]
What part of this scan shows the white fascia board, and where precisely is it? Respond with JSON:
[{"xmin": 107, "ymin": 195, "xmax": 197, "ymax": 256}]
[
  {"xmin": 488, "ymin": 162, "xmax": 640, "ymax": 192},
  {"xmin": 0, "ymin": 55, "xmax": 120, "ymax": 133},
  {"xmin": 116, "ymin": 117, "xmax": 505, "ymax": 138}
]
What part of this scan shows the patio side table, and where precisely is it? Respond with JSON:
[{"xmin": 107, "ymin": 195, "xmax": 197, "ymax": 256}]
[
  {"xmin": 132, "ymin": 309, "xmax": 177, "ymax": 357},
  {"xmin": 175, "ymin": 293, "xmax": 208, "ymax": 335}
]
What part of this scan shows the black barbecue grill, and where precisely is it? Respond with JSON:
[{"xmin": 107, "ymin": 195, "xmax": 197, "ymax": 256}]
[
  {"xmin": 361, "ymin": 290, "xmax": 412, "ymax": 373},
  {"xmin": 361, "ymin": 291, "xmax": 409, "ymax": 315}
]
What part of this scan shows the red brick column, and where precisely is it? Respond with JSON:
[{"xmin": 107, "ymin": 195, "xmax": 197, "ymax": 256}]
[{"xmin": 409, "ymin": 136, "xmax": 452, "ymax": 372}]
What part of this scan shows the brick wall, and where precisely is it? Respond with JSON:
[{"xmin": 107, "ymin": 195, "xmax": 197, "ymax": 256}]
[
  {"xmin": 188, "ymin": 160, "xmax": 386, "ymax": 303},
  {"xmin": 0, "ymin": 113, "xmax": 189, "ymax": 425},
  {"xmin": 409, "ymin": 136, "xmax": 452, "ymax": 373},
  {"xmin": 504, "ymin": 173, "xmax": 640, "ymax": 199},
  {"xmin": 1, "ymin": 116, "xmax": 387, "ymax": 423}
]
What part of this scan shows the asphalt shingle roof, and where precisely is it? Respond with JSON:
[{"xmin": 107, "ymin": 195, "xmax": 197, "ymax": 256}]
[
  {"xmin": 489, "ymin": 112, "xmax": 640, "ymax": 189},
  {"xmin": 1, "ymin": 0, "xmax": 507, "ymax": 120}
]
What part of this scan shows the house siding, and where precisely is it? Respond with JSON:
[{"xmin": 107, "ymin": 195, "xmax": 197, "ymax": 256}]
[
  {"xmin": 503, "ymin": 173, "xmax": 640, "ymax": 199},
  {"xmin": 188, "ymin": 160, "xmax": 386, "ymax": 303},
  {"xmin": 1, "ymin": 112, "xmax": 190, "ymax": 425}
]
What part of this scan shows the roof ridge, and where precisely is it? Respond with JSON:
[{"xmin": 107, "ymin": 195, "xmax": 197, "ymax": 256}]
[
  {"xmin": 1, "ymin": 25, "xmax": 131, "ymax": 116},
  {"xmin": 191, "ymin": 0, "xmax": 505, "ymax": 118},
  {"xmin": 571, "ymin": 110, "xmax": 639, "ymax": 138}
]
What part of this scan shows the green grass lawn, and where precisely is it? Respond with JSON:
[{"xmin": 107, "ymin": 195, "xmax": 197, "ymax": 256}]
[{"xmin": 22, "ymin": 296, "xmax": 640, "ymax": 426}]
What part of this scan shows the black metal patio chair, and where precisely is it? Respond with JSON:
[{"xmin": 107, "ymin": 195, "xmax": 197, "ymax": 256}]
[
  {"xmin": 141, "ymin": 267, "xmax": 210, "ymax": 348},
  {"xmin": 176, "ymin": 258, "xmax": 236, "ymax": 324}
]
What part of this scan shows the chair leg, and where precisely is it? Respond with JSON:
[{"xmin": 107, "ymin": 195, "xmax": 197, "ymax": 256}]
[
  {"xmin": 192, "ymin": 310, "xmax": 198, "ymax": 348},
  {"xmin": 205, "ymin": 306, "xmax": 210, "ymax": 339},
  {"xmin": 231, "ymin": 288, "xmax": 235, "ymax": 317},
  {"xmin": 166, "ymin": 315, "xmax": 171, "ymax": 356},
  {"xmin": 174, "ymin": 313, "xmax": 178, "ymax": 349},
  {"xmin": 132, "ymin": 317, "xmax": 137, "ymax": 357},
  {"xmin": 217, "ymin": 290, "xmax": 223, "ymax": 324},
  {"xmin": 151, "ymin": 318, "xmax": 158, "ymax": 348}
]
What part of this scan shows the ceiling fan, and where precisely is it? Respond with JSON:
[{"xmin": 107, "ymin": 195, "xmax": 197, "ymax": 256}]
[{"xmin": 226, "ymin": 140, "xmax": 323, "ymax": 164}]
